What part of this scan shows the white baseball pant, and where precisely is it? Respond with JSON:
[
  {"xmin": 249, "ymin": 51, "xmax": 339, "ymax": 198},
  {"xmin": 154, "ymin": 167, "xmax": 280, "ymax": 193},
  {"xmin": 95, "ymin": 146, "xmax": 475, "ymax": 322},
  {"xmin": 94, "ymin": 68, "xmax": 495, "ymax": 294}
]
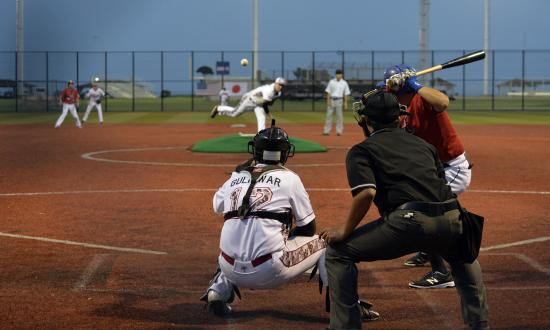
[
  {"xmin": 323, "ymin": 99, "xmax": 344, "ymax": 135},
  {"xmin": 217, "ymin": 96, "xmax": 267, "ymax": 132},
  {"xmin": 209, "ymin": 235, "xmax": 327, "ymax": 302},
  {"xmin": 444, "ymin": 152, "xmax": 472, "ymax": 195},
  {"xmin": 83, "ymin": 102, "xmax": 103, "ymax": 123},
  {"xmin": 55, "ymin": 103, "xmax": 82, "ymax": 128}
]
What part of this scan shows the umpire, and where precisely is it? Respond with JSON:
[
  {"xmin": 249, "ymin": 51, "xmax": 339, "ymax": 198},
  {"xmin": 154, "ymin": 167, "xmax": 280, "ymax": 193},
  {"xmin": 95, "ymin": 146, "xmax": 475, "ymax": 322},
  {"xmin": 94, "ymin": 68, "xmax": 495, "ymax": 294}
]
[{"xmin": 319, "ymin": 90, "xmax": 488, "ymax": 330}]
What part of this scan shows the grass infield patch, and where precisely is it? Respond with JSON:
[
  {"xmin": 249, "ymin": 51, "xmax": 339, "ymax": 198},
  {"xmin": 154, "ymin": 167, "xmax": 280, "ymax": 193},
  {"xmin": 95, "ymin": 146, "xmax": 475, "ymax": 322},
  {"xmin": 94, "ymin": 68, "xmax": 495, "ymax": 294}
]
[{"xmin": 192, "ymin": 134, "xmax": 327, "ymax": 153}]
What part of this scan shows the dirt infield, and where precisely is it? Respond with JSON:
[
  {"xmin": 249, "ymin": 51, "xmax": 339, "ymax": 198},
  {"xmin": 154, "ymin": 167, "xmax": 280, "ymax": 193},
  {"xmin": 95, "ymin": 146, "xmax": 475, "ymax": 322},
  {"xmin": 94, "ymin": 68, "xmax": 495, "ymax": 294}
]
[{"xmin": 1, "ymin": 122, "xmax": 549, "ymax": 329}]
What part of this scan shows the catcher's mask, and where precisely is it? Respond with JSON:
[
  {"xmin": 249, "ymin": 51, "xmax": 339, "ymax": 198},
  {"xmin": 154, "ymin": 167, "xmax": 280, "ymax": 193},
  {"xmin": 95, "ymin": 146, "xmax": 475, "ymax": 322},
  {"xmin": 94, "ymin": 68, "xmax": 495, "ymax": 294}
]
[
  {"xmin": 248, "ymin": 120, "xmax": 295, "ymax": 165},
  {"xmin": 352, "ymin": 89, "xmax": 409, "ymax": 136}
]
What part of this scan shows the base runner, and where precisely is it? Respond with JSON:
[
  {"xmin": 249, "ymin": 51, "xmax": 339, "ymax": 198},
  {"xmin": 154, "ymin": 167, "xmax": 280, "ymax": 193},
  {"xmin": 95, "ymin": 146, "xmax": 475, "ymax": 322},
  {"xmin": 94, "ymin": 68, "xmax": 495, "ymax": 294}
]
[
  {"xmin": 201, "ymin": 121, "xmax": 379, "ymax": 321},
  {"xmin": 54, "ymin": 80, "xmax": 82, "ymax": 129}
]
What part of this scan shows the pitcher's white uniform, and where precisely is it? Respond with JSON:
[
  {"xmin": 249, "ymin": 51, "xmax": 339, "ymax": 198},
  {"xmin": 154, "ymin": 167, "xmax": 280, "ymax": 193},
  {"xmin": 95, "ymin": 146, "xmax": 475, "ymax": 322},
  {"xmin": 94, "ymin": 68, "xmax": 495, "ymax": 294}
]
[
  {"xmin": 83, "ymin": 86, "xmax": 105, "ymax": 123},
  {"xmin": 216, "ymin": 78, "xmax": 285, "ymax": 132},
  {"xmin": 207, "ymin": 164, "xmax": 327, "ymax": 302}
]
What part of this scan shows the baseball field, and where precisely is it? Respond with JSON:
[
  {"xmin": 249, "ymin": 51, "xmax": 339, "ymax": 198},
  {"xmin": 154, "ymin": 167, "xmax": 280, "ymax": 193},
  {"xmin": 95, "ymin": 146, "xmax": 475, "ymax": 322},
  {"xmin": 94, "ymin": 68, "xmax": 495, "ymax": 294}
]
[{"xmin": 1, "ymin": 111, "xmax": 549, "ymax": 329}]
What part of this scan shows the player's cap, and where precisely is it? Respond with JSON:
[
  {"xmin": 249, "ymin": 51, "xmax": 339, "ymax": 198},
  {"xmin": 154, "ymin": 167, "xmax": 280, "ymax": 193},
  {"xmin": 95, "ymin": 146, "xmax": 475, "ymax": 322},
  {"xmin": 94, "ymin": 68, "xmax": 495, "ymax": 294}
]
[
  {"xmin": 335, "ymin": 69, "xmax": 343, "ymax": 75},
  {"xmin": 275, "ymin": 77, "xmax": 287, "ymax": 86},
  {"xmin": 361, "ymin": 90, "xmax": 400, "ymax": 124}
]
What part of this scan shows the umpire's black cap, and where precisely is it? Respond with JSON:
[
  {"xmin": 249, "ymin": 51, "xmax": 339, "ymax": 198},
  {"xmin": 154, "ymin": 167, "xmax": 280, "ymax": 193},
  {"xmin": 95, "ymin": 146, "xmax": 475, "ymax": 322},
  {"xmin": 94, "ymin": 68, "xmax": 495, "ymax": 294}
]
[{"xmin": 362, "ymin": 90, "xmax": 400, "ymax": 124}]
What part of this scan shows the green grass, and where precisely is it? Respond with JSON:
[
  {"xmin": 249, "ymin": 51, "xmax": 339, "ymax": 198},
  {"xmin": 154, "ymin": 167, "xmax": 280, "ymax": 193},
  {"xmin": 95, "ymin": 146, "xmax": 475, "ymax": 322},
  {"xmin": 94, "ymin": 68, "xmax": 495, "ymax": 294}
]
[{"xmin": 2, "ymin": 110, "xmax": 550, "ymax": 125}]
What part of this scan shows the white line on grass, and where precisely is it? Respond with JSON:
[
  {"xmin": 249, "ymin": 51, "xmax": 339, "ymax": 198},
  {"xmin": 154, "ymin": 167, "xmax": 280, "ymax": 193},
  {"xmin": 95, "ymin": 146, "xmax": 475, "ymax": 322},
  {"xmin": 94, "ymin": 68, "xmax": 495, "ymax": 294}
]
[
  {"xmin": 0, "ymin": 188, "xmax": 217, "ymax": 196},
  {"xmin": 480, "ymin": 236, "xmax": 550, "ymax": 252},
  {"xmin": 81, "ymin": 147, "xmax": 342, "ymax": 167},
  {"xmin": 2, "ymin": 187, "xmax": 550, "ymax": 197},
  {"xmin": 0, "ymin": 232, "xmax": 167, "ymax": 255}
]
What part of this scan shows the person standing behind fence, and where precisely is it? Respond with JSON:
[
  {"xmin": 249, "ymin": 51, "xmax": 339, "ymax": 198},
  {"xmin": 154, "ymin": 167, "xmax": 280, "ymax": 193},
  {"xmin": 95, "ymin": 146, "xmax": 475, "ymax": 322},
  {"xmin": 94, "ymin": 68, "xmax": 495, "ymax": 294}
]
[
  {"xmin": 55, "ymin": 80, "xmax": 82, "ymax": 129},
  {"xmin": 219, "ymin": 87, "xmax": 230, "ymax": 106},
  {"xmin": 323, "ymin": 69, "xmax": 351, "ymax": 136},
  {"xmin": 82, "ymin": 82, "xmax": 105, "ymax": 125}
]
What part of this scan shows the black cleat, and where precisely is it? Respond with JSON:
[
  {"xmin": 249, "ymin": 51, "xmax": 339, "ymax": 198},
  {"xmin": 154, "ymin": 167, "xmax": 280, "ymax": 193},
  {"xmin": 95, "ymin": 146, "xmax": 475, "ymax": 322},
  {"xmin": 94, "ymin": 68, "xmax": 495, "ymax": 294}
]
[
  {"xmin": 210, "ymin": 105, "xmax": 219, "ymax": 118},
  {"xmin": 404, "ymin": 252, "xmax": 430, "ymax": 267}
]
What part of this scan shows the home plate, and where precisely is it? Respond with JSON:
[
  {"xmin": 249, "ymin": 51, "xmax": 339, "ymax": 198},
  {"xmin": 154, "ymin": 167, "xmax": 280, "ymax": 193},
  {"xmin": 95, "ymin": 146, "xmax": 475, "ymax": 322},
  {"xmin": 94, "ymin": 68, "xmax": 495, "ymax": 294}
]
[{"xmin": 230, "ymin": 124, "xmax": 246, "ymax": 128}]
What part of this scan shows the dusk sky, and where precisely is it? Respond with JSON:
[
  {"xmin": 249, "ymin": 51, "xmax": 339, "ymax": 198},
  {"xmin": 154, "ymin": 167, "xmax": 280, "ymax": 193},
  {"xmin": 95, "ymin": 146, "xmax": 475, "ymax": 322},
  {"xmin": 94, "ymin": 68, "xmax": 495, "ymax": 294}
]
[{"xmin": 1, "ymin": 0, "xmax": 550, "ymax": 52}]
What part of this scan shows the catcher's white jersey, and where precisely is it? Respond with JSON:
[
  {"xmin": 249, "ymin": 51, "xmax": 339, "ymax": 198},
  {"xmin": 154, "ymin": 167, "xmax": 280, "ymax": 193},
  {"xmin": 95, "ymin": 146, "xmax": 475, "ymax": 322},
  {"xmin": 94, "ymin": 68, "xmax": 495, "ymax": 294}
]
[
  {"xmin": 213, "ymin": 165, "xmax": 315, "ymax": 261},
  {"xmin": 86, "ymin": 87, "xmax": 105, "ymax": 103}
]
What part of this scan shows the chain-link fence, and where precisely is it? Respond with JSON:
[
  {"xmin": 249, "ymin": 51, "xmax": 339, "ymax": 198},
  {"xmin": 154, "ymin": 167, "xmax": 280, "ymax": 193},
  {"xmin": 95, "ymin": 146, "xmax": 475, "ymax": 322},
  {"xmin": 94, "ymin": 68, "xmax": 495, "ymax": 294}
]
[{"xmin": 1, "ymin": 50, "xmax": 549, "ymax": 112}]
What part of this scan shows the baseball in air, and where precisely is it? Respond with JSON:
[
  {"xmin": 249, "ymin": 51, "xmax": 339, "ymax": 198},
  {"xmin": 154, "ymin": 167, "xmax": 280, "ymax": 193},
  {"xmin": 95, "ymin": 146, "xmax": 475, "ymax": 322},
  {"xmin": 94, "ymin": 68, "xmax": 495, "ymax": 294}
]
[
  {"xmin": 240, "ymin": 58, "xmax": 249, "ymax": 67},
  {"xmin": 93, "ymin": 76, "xmax": 100, "ymax": 82}
]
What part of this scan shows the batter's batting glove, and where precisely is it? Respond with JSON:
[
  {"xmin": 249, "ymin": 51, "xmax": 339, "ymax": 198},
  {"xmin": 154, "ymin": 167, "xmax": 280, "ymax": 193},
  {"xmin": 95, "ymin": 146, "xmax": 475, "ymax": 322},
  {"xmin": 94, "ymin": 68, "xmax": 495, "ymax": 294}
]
[{"xmin": 404, "ymin": 75, "xmax": 424, "ymax": 93}]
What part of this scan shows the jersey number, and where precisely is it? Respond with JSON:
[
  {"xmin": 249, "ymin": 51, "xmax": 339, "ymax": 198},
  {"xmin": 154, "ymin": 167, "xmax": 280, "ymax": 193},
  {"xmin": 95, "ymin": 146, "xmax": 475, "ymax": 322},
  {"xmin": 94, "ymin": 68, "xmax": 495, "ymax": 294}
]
[{"xmin": 229, "ymin": 187, "xmax": 273, "ymax": 211}]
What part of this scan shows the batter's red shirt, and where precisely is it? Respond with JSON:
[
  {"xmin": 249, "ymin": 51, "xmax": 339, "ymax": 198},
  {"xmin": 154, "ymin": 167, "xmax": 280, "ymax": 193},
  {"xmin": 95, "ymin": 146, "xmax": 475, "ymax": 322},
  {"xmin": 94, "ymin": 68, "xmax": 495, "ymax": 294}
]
[
  {"xmin": 401, "ymin": 94, "xmax": 464, "ymax": 163},
  {"xmin": 60, "ymin": 88, "xmax": 79, "ymax": 104}
]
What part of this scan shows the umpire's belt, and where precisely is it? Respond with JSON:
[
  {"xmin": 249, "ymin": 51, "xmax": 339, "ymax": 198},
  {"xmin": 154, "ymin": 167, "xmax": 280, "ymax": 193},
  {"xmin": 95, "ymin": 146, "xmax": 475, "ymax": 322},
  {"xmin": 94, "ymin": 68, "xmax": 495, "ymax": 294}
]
[
  {"xmin": 395, "ymin": 199, "xmax": 459, "ymax": 217},
  {"xmin": 221, "ymin": 251, "xmax": 272, "ymax": 267}
]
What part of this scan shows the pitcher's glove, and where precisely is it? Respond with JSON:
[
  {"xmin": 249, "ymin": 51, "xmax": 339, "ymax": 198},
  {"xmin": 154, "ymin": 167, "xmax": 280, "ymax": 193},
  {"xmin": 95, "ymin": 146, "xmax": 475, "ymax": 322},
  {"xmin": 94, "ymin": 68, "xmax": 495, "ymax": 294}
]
[{"xmin": 96, "ymin": 99, "xmax": 102, "ymax": 104}]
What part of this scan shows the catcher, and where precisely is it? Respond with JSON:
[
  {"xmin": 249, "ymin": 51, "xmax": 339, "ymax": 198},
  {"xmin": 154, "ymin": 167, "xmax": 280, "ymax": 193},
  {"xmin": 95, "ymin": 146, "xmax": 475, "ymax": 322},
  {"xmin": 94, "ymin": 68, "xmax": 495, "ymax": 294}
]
[{"xmin": 201, "ymin": 120, "xmax": 379, "ymax": 322}]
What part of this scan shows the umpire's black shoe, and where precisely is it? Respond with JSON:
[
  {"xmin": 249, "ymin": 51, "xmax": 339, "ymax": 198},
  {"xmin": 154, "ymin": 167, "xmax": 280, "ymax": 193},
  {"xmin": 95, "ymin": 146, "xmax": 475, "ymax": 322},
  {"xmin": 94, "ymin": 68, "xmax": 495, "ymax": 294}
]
[
  {"xmin": 409, "ymin": 271, "xmax": 455, "ymax": 289},
  {"xmin": 210, "ymin": 105, "xmax": 219, "ymax": 118},
  {"xmin": 403, "ymin": 252, "xmax": 430, "ymax": 267}
]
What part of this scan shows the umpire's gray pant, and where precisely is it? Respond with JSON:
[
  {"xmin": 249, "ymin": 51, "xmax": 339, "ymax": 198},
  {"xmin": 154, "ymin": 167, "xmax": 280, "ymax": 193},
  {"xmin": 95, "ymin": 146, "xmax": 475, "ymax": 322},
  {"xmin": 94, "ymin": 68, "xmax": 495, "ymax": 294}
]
[
  {"xmin": 324, "ymin": 99, "xmax": 344, "ymax": 135},
  {"xmin": 325, "ymin": 209, "xmax": 489, "ymax": 330}
]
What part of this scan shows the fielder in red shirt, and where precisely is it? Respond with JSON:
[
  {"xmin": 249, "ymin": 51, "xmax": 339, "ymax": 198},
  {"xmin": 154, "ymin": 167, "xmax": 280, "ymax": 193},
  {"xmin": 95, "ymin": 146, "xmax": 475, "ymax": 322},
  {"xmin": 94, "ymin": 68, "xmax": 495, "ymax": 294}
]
[
  {"xmin": 380, "ymin": 64, "xmax": 473, "ymax": 289},
  {"xmin": 55, "ymin": 80, "xmax": 82, "ymax": 128}
]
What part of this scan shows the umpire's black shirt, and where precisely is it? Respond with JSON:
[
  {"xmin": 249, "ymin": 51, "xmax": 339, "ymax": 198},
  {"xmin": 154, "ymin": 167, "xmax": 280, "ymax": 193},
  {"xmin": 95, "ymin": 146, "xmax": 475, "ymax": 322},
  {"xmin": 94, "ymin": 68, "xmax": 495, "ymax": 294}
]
[{"xmin": 346, "ymin": 127, "xmax": 453, "ymax": 214}]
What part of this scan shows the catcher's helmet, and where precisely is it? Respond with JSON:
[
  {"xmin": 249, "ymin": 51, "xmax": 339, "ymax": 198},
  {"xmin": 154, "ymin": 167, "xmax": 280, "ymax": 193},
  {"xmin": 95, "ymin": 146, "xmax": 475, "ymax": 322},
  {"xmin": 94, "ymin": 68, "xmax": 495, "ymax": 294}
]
[{"xmin": 248, "ymin": 120, "xmax": 295, "ymax": 165}]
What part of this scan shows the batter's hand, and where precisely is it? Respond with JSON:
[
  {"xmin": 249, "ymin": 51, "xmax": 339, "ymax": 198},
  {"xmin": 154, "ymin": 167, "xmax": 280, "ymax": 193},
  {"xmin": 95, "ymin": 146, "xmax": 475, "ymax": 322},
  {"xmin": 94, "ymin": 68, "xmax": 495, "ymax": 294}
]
[{"xmin": 319, "ymin": 226, "xmax": 347, "ymax": 244}]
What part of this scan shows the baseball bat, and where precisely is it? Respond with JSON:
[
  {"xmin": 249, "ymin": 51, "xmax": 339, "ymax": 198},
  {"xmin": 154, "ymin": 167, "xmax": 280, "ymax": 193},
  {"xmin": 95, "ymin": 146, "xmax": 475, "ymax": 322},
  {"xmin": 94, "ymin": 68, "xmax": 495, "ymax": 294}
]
[{"xmin": 415, "ymin": 50, "xmax": 486, "ymax": 76}]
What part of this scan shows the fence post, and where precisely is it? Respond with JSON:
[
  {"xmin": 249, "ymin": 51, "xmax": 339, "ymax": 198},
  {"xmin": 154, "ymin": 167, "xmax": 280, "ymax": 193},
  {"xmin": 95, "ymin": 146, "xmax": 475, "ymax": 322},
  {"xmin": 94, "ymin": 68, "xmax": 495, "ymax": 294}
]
[
  {"xmin": 191, "ymin": 51, "xmax": 194, "ymax": 111},
  {"xmin": 161, "ymin": 51, "xmax": 164, "ymax": 112},
  {"xmin": 14, "ymin": 51, "xmax": 18, "ymax": 113},
  {"xmin": 430, "ymin": 50, "xmax": 435, "ymax": 87},
  {"xmin": 462, "ymin": 50, "xmax": 466, "ymax": 111},
  {"xmin": 371, "ymin": 51, "xmax": 375, "ymax": 88},
  {"xmin": 312, "ymin": 51, "xmax": 315, "ymax": 112},
  {"xmin": 491, "ymin": 50, "xmax": 495, "ymax": 111},
  {"xmin": 76, "ymin": 51, "xmax": 79, "ymax": 89},
  {"xmin": 132, "ymin": 51, "xmax": 135, "ymax": 112},
  {"xmin": 104, "ymin": 52, "xmax": 108, "ymax": 112},
  {"xmin": 522, "ymin": 50, "xmax": 525, "ymax": 111},
  {"xmin": 281, "ymin": 51, "xmax": 285, "ymax": 112},
  {"xmin": 221, "ymin": 51, "xmax": 225, "ymax": 88},
  {"xmin": 46, "ymin": 52, "xmax": 49, "ymax": 112}
]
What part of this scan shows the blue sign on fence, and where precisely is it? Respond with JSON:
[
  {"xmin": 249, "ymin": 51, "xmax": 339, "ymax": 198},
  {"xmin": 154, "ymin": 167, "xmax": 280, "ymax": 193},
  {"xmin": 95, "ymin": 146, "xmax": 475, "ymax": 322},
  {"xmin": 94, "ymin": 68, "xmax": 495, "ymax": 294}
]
[{"xmin": 216, "ymin": 61, "xmax": 230, "ymax": 75}]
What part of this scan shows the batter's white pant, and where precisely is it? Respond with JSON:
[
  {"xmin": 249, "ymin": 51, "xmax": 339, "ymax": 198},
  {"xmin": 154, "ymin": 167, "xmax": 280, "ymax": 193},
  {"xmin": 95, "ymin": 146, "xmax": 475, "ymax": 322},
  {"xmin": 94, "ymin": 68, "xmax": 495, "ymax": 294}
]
[
  {"xmin": 217, "ymin": 96, "xmax": 267, "ymax": 132},
  {"xmin": 323, "ymin": 99, "xmax": 344, "ymax": 135},
  {"xmin": 83, "ymin": 102, "xmax": 103, "ymax": 123},
  {"xmin": 55, "ymin": 103, "xmax": 81, "ymax": 128},
  {"xmin": 444, "ymin": 152, "xmax": 472, "ymax": 195},
  {"xmin": 209, "ymin": 235, "xmax": 327, "ymax": 303}
]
